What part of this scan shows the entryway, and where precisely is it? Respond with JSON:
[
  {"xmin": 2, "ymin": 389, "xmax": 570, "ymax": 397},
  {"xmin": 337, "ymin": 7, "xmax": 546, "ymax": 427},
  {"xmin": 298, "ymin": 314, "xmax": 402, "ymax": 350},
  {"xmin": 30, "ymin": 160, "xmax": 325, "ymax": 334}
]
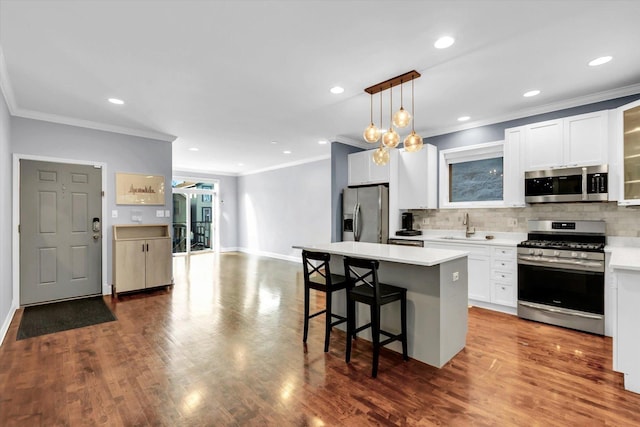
[
  {"xmin": 171, "ymin": 178, "xmax": 218, "ymax": 255},
  {"xmin": 19, "ymin": 159, "xmax": 103, "ymax": 305}
]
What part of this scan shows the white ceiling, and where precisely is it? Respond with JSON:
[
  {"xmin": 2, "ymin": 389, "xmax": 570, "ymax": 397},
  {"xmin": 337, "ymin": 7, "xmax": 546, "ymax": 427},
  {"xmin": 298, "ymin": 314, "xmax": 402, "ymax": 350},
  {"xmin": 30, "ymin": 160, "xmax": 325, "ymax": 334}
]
[{"xmin": 1, "ymin": 0, "xmax": 640, "ymax": 175}]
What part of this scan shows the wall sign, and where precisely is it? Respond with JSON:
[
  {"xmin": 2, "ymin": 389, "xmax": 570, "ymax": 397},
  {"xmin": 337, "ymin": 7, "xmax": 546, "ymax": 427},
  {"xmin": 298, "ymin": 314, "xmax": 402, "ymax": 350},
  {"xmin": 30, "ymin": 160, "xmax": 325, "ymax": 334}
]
[{"xmin": 116, "ymin": 173, "xmax": 165, "ymax": 205}]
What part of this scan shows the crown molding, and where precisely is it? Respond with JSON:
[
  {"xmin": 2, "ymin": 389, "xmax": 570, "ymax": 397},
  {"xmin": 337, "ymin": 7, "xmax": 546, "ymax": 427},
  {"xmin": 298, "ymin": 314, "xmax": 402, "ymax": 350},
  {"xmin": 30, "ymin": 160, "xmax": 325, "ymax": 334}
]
[
  {"xmin": 239, "ymin": 154, "xmax": 331, "ymax": 176},
  {"xmin": 0, "ymin": 44, "xmax": 17, "ymax": 115},
  {"xmin": 12, "ymin": 108, "xmax": 177, "ymax": 142},
  {"xmin": 332, "ymin": 135, "xmax": 371, "ymax": 149},
  {"xmin": 418, "ymin": 82, "xmax": 640, "ymax": 138},
  {"xmin": 172, "ymin": 167, "xmax": 239, "ymax": 177}
]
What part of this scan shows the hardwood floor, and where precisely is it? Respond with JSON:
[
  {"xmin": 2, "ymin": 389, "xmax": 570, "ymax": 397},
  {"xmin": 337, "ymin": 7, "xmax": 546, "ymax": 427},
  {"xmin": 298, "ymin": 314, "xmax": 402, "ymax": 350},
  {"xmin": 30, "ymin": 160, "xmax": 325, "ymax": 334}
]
[{"xmin": 1, "ymin": 252, "xmax": 639, "ymax": 426}]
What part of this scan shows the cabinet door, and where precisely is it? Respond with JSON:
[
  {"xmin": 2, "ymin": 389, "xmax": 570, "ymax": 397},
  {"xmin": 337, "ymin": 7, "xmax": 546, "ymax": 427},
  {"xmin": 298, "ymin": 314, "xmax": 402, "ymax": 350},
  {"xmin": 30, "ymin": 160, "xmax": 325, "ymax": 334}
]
[
  {"xmin": 468, "ymin": 255, "xmax": 491, "ymax": 302},
  {"xmin": 368, "ymin": 152, "xmax": 390, "ymax": 184},
  {"xmin": 397, "ymin": 145, "xmax": 437, "ymax": 209},
  {"xmin": 504, "ymin": 127, "xmax": 525, "ymax": 206},
  {"xmin": 348, "ymin": 151, "xmax": 369, "ymax": 186},
  {"xmin": 564, "ymin": 111, "xmax": 608, "ymax": 167},
  {"xmin": 145, "ymin": 238, "xmax": 173, "ymax": 288},
  {"xmin": 618, "ymin": 99, "xmax": 640, "ymax": 205},
  {"xmin": 524, "ymin": 119, "xmax": 563, "ymax": 170},
  {"xmin": 114, "ymin": 240, "xmax": 146, "ymax": 292}
]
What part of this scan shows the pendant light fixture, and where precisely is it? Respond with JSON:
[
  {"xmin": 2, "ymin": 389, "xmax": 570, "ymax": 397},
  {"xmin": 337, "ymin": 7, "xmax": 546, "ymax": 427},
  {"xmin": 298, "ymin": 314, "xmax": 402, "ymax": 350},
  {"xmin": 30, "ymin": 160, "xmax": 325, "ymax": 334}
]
[
  {"xmin": 363, "ymin": 70, "xmax": 421, "ymax": 164},
  {"xmin": 363, "ymin": 92, "xmax": 380, "ymax": 143},
  {"xmin": 392, "ymin": 79, "xmax": 411, "ymax": 128},
  {"xmin": 403, "ymin": 76, "xmax": 423, "ymax": 152}
]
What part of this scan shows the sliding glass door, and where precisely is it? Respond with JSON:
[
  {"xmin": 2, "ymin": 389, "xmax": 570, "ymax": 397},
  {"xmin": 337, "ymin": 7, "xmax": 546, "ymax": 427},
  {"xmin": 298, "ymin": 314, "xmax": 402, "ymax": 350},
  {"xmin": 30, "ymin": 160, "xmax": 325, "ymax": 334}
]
[{"xmin": 172, "ymin": 179, "xmax": 217, "ymax": 255}]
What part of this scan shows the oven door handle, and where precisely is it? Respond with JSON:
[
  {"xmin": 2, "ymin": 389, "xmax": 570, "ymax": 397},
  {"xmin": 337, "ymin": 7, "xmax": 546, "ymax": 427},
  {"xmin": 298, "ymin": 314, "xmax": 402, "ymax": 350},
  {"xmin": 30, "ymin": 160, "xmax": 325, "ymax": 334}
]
[
  {"xmin": 518, "ymin": 256, "xmax": 603, "ymax": 271},
  {"xmin": 519, "ymin": 302, "xmax": 603, "ymax": 319}
]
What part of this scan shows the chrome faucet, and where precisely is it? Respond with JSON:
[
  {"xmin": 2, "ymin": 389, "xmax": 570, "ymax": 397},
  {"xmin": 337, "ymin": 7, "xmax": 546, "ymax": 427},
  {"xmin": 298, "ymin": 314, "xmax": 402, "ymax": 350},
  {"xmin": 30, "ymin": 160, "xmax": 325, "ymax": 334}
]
[{"xmin": 463, "ymin": 212, "xmax": 476, "ymax": 238}]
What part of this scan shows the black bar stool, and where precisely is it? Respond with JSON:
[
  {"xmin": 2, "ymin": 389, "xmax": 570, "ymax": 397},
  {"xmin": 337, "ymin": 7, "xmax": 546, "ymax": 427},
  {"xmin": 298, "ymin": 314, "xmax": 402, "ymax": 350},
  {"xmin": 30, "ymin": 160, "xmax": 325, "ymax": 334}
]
[
  {"xmin": 302, "ymin": 250, "xmax": 348, "ymax": 352},
  {"xmin": 343, "ymin": 256, "xmax": 408, "ymax": 377}
]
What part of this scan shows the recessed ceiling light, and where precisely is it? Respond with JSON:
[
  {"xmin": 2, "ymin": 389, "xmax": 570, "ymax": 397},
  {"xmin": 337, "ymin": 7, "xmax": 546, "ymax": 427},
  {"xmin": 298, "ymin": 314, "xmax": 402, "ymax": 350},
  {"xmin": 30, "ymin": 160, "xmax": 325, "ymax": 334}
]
[
  {"xmin": 283, "ymin": 150, "xmax": 292, "ymax": 154},
  {"xmin": 108, "ymin": 98, "xmax": 124, "ymax": 105},
  {"xmin": 434, "ymin": 36, "xmax": 455, "ymax": 49},
  {"xmin": 271, "ymin": 140, "xmax": 278, "ymax": 144},
  {"xmin": 188, "ymin": 147, "xmax": 199, "ymax": 151},
  {"xmin": 589, "ymin": 56, "xmax": 612, "ymax": 66},
  {"xmin": 238, "ymin": 163, "xmax": 244, "ymax": 166},
  {"xmin": 523, "ymin": 90, "xmax": 541, "ymax": 98},
  {"xmin": 330, "ymin": 86, "xmax": 344, "ymax": 94},
  {"xmin": 318, "ymin": 140, "xmax": 328, "ymax": 145},
  {"xmin": 457, "ymin": 116, "xmax": 470, "ymax": 122}
]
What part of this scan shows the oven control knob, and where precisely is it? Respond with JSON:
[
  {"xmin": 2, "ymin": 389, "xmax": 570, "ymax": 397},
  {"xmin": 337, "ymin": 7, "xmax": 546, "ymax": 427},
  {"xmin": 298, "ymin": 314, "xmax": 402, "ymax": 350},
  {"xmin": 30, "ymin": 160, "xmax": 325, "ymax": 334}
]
[
  {"xmin": 528, "ymin": 249, "xmax": 535, "ymax": 255},
  {"xmin": 553, "ymin": 250, "xmax": 560, "ymax": 257},
  {"xmin": 571, "ymin": 252, "xmax": 578, "ymax": 258},
  {"xmin": 535, "ymin": 249, "xmax": 544, "ymax": 256},
  {"xmin": 581, "ymin": 253, "xmax": 588, "ymax": 258}
]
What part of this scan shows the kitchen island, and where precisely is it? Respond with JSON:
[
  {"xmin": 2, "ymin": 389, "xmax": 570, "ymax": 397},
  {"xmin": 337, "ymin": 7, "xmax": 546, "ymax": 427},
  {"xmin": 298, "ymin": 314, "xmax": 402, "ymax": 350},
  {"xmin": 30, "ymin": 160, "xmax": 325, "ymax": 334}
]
[{"xmin": 293, "ymin": 241, "xmax": 468, "ymax": 368}]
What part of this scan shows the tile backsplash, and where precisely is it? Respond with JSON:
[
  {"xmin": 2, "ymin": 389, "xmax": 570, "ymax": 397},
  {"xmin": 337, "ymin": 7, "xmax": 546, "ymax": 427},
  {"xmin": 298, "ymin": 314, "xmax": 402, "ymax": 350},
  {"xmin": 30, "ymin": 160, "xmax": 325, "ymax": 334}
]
[{"xmin": 411, "ymin": 202, "xmax": 640, "ymax": 237}]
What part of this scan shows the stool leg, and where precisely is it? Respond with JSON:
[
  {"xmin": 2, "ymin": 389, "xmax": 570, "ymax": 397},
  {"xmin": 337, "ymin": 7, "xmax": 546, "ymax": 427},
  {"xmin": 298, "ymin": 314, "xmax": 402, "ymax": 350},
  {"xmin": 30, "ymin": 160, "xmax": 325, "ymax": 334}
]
[
  {"xmin": 371, "ymin": 304, "xmax": 380, "ymax": 378},
  {"xmin": 303, "ymin": 285, "xmax": 310, "ymax": 343},
  {"xmin": 401, "ymin": 293, "xmax": 408, "ymax": 361},
  {"xmin": 346, "ymin": 295, "xmax": 354, "ymax": 363},
  {"xmin": 324, "ymin": 290, "xmax": 332, "ymax": 352}
]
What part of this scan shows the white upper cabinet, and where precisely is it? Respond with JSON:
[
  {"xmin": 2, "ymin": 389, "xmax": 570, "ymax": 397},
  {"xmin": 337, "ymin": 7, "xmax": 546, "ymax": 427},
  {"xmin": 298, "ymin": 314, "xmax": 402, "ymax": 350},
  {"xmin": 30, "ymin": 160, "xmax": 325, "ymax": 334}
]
[
  {"xmin": 616, "ymin": 99, "xmax": 640, "ymax": 206},
  {"xmin": 396, "ymin": 144, "xmax": 437, "ymax": 209},
  {"xmin": 523, "ymin": 110, "xmax": 609, "ymax": 171},
  {"xmin": 564, "ymin": 111, "xmax": 609, "ymax": 166},
  {"xmin": 524, "ymin": 119, "xmax": 564, "ymax": 170},
  {"xmin": 348, "ymin": 149, "xmax": 390, "ymax": 186},
  {"xmin": 503, "ymin": 127, "xmax": 525, "ymax": 207}
]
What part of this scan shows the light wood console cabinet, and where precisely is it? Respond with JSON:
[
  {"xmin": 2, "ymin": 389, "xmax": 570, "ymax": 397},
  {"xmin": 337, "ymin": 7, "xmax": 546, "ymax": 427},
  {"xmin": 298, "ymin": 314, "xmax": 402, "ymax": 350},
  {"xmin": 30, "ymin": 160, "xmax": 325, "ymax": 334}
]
[{"xmin": 112, "ymin": 224, "xmax": 173, "ymax": 295}]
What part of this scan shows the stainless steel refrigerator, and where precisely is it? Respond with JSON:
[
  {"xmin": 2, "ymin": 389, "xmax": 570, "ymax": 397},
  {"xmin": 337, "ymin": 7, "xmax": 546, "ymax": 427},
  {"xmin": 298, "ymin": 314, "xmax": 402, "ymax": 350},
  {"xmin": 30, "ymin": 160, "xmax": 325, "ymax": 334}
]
[{"xmin": 342, "ymin": 185, "xmax": 389, "ymax": 243}]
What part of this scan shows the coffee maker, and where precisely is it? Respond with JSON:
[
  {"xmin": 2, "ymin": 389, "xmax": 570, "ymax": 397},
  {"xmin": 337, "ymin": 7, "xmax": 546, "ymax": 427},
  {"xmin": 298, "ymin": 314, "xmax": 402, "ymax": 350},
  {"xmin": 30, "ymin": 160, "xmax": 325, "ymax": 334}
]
[
  {"xmin": 395, "ymin": 212, "xmax": 422, "ymax": 236},
  {"xmin": 402, "ymin": 212, "xmax": 414, "ymax": 231}
]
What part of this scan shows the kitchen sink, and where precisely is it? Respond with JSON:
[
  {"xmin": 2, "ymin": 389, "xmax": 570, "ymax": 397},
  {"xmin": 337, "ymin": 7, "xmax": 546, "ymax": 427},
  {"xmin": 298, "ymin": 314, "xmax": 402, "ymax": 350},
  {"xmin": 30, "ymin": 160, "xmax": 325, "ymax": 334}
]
[{"xmin": 438, "ymin": 236, "xmax": 489, "ymax": 242}]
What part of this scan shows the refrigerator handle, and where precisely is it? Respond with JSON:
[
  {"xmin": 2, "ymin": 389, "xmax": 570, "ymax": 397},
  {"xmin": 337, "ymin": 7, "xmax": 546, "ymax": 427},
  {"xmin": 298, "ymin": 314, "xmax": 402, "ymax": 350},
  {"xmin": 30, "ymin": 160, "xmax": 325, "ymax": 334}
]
[{"xmin": 354, "ymin": 203, "xmax": 361, "ymax": 241}]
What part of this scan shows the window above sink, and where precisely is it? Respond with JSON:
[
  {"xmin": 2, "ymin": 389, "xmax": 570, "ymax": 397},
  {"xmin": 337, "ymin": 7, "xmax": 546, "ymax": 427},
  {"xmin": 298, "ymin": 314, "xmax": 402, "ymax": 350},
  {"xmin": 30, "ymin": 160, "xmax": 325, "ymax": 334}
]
[{"xmin": 439, "ymin": 140, "xmax": 505, "ymax": 209}]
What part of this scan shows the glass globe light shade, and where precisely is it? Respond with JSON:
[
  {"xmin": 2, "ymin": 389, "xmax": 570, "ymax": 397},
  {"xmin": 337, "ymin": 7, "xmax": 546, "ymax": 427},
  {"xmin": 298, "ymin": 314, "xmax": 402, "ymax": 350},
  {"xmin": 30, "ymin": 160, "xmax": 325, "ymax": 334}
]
[
  {"xmin": 363, "ymin": 123, "xmax": 380, "ymax": 143},
  {"xmin": 372, "ymin": 146, "xmax": 390, "ymax": 165},
  {"xmin": 392, "ymin": 107, "xmax": 412, "ymax": 128},
  {"xmin": 403, "ymin": 131, "xmax": 423, "ymax": 152},
  {"xmin": 382, "ymin": 128, "xmax": 400, "ymax": 149}
]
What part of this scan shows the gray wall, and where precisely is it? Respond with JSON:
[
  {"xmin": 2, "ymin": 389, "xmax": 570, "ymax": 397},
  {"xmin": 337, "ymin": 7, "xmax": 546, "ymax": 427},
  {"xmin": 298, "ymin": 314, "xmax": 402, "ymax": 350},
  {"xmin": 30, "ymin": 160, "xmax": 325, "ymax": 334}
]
[
  {"xmin": 0, "ymin": 86, "xmax": 13, "ymax": 342},
  {"xmin": 11, "ymin": 117, "xmax": 172, "ymax": 290},
  {"xmin": 172, "ymin": 170, "xmax": 238, "ymax": 250},
  {"xmin": 238, "ymin": 158, "xmax": 331, "ymax": 261},
  {"xmin": 331, "ymin": 142, "xmax": 362, "ymax": 242}
]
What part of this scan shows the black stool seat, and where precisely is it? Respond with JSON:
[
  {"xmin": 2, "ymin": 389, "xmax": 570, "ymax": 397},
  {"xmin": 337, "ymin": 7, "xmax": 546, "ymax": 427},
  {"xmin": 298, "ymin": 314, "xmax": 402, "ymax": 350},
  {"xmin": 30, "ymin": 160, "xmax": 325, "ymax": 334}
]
[
  {"xmin": 302, "ymin": 250, "xmax": 348, "ymax": 352},
  {"xmin": 344, "ymin": 256, "xmax": 408, "ymax": 378}
]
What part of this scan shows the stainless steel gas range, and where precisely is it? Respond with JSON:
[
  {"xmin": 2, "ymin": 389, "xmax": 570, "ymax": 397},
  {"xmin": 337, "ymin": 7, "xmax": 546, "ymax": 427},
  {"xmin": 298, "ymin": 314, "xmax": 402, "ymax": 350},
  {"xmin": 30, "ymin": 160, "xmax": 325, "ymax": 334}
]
[{"xmin": 517, "ymin": 220, "xmax": 606, "ymax": 335}]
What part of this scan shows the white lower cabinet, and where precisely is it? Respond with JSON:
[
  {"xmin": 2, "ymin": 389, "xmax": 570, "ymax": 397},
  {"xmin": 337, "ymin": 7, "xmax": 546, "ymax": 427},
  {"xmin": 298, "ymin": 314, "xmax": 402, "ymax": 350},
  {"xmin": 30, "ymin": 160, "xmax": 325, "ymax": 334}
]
[
  {"xmin": 490, "ymin": 246, "xmax": 517, "ymax": 308},
  {"xmin": 426, "ymin": 241, "xmax": 517, "ymax": 312}
]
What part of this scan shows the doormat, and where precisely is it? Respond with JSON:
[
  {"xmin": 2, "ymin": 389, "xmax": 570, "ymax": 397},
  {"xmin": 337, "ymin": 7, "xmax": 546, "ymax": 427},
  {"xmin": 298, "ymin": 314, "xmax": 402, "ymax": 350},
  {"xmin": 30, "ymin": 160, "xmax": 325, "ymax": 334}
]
[{"xmin": 17, "ymin": 296, "xmax": 117, "ymax": 340}]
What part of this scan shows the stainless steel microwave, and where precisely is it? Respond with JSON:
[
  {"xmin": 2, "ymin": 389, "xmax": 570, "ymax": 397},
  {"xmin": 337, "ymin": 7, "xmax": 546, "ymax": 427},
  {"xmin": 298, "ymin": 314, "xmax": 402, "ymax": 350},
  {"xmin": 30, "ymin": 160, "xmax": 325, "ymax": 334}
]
[{"xmin": 524, "ymin": 165, "xmax": 608, "ymax": 203}]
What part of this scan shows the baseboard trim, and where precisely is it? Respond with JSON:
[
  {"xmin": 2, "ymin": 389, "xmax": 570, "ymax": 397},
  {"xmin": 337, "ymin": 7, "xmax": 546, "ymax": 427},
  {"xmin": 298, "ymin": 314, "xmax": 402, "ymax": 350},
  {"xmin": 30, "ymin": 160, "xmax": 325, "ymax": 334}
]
[
  {"xmin": 237, "ymin": 247, "xmax": 300, "ymax": 263},
  {"xmin": 0, "ymin": 302, "xmax": 18, "ymax": 346}
]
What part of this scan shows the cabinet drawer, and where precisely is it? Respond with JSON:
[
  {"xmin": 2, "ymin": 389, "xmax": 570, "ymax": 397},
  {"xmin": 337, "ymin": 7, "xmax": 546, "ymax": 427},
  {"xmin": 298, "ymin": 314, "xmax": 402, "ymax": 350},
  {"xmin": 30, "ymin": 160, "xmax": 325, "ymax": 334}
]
[
  {"xmin": 492, "ymin": 270, "xmax": 514, "ymax": 283},
  {"xmin": 492, "ymin": 259, "xmax": 515, "ymax": 271},
  {"xmin": 492, "ymin": 282, "xmax": 516, "ymax": 307},
  {"xmin": 493, "ymin": 247, "xmax": 515, "ymax": 259}
]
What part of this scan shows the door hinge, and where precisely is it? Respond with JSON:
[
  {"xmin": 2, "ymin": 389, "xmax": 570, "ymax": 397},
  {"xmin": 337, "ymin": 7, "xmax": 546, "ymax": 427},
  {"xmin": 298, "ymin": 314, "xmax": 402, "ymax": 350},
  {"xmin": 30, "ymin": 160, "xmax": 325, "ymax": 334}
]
[
  {"xmin": 101, "ymin": 191, "xmax": 105, "ymax": 197},
  {"xmin": 18, "ymin": 224, "xmax": 20, "ymax": 233}
]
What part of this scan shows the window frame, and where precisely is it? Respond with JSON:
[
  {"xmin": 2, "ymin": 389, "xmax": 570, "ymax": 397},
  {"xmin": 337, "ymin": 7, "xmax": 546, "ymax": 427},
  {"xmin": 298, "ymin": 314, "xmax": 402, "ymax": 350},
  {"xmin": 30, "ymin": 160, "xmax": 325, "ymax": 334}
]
[{"xmin": 439, "ymin": 140, "xmax": 505, "ymax": 209}]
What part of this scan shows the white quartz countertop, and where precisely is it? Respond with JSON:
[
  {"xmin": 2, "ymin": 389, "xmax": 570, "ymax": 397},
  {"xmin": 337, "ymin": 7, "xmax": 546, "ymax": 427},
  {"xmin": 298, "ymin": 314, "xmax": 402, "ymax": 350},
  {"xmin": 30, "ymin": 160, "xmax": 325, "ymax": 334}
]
[
  {"xmin": 293, "ymin": 241, "xmax": 468, "ymax": 267},
  {"xmin": 388, "ymin": 230, "xmax": 524, "ymax": 247},
  {"xmin": 608, "ymin": 247, "xmax": 640, "ymax": 271}
]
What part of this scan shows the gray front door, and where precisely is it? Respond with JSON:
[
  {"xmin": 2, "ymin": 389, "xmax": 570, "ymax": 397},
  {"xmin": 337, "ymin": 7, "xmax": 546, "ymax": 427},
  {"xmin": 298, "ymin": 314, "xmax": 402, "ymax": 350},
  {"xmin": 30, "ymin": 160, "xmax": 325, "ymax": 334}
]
[{"xmin": 20, "ymin": 160, "xmax": 102, "ymax": 305}]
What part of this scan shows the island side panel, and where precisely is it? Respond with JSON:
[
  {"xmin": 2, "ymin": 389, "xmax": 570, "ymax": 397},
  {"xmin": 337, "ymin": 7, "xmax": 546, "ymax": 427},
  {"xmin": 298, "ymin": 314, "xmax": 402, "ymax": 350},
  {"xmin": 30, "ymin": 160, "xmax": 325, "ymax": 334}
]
[
  {"xmin": 329, "ymin": 255, "xmax": 467, "ymax": 368},
  {"xmin": 437, "ymin": 257, "xmax": 469, "ymax": 366}
]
